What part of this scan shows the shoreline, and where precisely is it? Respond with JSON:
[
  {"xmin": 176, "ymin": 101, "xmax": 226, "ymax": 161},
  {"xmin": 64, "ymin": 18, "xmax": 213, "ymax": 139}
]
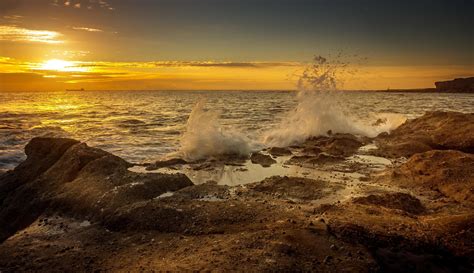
[{"xmin": 0, "ymin": 111, "xmax": 473, "ymax": 272}]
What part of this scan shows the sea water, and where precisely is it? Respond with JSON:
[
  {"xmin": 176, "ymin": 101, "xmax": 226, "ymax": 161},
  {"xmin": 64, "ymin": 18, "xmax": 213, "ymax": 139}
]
[{"xmin": 1, "ymin": 90, "xmax": 473, "ymax": 171}]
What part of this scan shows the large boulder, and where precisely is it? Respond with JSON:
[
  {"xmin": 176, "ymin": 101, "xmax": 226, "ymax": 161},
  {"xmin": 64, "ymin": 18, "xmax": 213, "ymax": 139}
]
[
  {"xmin": 0, "ymin": 138, "xmax": 193, "ymax": 242},
  {"xmin": 375, "ymin": 111, "xmax": 474, "ymax": 157}
]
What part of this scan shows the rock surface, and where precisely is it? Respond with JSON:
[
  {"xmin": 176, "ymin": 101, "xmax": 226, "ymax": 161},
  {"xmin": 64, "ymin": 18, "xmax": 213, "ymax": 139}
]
[
  {"xmin": 374, "ymin": 111, "xmax": 474, "ymax": 157},
  {"xmin": 250, "ymin": 152, "xmax": 276, "ymax": 167},
  {"xmin": 1, "ymin": 111, "xmax": 474, "ymax": 272},
  {"xmin": 145, "ymin": 158, "xmax": 188, "ymax": 170},
  {"xmin": 0, "ymin": 138, "xmax": 193, "ymax": 242},
  {"xmin": 267, "ymin": 146, "xmax": 292, "ymax": 157},
  {"xmin": 352, "ymin": 192, "xmax": 425, "ymax": 215},
  {"xmin": 390, "ymin": 150, "xmax": 474, "ymax": 206}
]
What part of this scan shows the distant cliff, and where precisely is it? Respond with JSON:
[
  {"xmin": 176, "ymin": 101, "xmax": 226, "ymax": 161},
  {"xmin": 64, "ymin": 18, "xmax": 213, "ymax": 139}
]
[{"xmin": 435, "ymin": 77, "xmax": 474, "ymax": 93}]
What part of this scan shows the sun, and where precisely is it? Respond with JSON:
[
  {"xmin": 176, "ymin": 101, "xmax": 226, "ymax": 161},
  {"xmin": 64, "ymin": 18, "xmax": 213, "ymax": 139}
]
[{"xmin": 40, "ymin": 59, "xmax": 87, "ymax": 72}]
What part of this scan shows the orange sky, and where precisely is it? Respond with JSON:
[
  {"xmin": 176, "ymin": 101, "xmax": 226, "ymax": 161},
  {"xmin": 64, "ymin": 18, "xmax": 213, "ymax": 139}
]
[
  {"xmin": 1, "ymin": 56, "xmax": 472, "ymax": 91},
  {"xmin": 0, "ymin": 0, "xmax": 473, "ymax": 91}
]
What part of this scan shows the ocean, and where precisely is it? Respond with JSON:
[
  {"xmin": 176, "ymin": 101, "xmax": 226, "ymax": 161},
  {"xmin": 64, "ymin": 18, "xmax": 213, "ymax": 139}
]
[{"xmin": 1, "ymin": 90, "xmax": 473, "ymax": 172}]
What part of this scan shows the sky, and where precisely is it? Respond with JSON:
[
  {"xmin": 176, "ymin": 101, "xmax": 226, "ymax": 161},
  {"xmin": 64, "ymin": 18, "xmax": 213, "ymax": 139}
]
[{"xmin": 0, "ymin": 0, "xmax": 473, "ymax": 91}]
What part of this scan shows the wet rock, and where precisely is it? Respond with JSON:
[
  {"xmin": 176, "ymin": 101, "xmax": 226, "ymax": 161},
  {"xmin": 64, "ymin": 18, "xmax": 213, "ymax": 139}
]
[
  {"xmin": 0, "ymin": 138, "xmax": 79, "ymax": 203},
  {"xmin": 301, "ymin": 146, "xmax": 322, "ymax": 155},
  {"xmin": 246, "ymin": 176, "xmax": 341, "ymax": 201},
  {"xmin": 323, "ymin": 137, "xmax": 364, "ymax": 157},
  {"xmin": 375, "ymin": 111, "xmax": 474, "ymax": 157},
  {"xmin": 306, "ymin": 153, "xmax": 345, "ymax": 164},
  {"xmin": 287, "ymin": 153, "xmax": 344, "ymax": 166},
  {"xmin": 250, "ymin": 152, "xmax": 276, "ymax": 167},
  {"xmin": 267, "ymin": 147, "xmax": 292, "ymax": 157},
  {"xmin": 0, "ymin": 138, "xmax": 193, "ymax": 242},
  {"xmin": 352, "ymin": 193, "xmax": 425, "ymax": 215},
  {"xmin": 145, "ymin": 158, "xmax": 188, "ymax": 171},
  {"xmin": 303, "ymin": 134, "xmax": 364, "ymax": 157}
]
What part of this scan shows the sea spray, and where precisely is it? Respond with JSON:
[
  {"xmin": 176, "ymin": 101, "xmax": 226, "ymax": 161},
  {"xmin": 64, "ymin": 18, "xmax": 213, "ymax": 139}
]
[
  {"xmin": 178, "ymin": 99, "xmax": 260, "ymax": 161},
  {"xmin": 176, "ymin": 55, "xmax": 407, "ymax": 160},
  {"xmin": 263, "ymin": 55, "xmax": 406, "ymax": 147}
]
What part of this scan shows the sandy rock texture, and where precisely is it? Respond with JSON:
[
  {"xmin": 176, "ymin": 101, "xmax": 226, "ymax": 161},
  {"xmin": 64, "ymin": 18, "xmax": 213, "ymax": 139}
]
[{"xmin": 374, "ymin": 111, "xmax": 474, "ymax": 157}]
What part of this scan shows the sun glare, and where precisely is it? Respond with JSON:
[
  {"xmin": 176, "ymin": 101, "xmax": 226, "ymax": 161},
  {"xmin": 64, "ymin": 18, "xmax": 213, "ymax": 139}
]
[{"xmin": 39, "ymin": 59, "xmax": 88, "ymax": 72}]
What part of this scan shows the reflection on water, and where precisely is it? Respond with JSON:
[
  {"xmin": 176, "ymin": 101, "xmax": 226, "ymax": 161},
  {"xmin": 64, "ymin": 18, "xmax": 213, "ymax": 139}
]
[
  {"xmin": 1, "ymin": 90, "xmax": 473, "ymax": 171},
  {"xmin": 128, "ymin": 147, "xmax": 398, "ymax": 204}
]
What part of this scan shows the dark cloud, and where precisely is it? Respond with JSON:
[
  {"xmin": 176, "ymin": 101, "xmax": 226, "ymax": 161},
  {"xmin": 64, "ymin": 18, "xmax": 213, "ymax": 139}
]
[
  {"xmin": 75, "ymin": 61, "xmax": 300, "ymax": 69},
  {"xmin": 151, "ymin": 61, "xmax": 300, "ymax": 68}
]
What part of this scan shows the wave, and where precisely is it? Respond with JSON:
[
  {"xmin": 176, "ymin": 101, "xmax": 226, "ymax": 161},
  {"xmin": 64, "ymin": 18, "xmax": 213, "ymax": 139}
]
[
  {"xmin": 177, "ymin": 100, "xmax": 260, "ymax": 161},
  {"xmin": 175, "ymin": 55, "xmax": 407, "ymax": 159}
]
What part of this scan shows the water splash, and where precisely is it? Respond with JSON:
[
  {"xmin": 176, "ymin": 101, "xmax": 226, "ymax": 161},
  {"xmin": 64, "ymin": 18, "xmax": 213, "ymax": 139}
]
[
  {"xmin": 263, "ymin": 55, "xmax": 406, "ymax": 147},
  {"xmin": 178, "ymin": 99, "xmax": 259, "ymax": 161},
  {"xmin": 175, "ymin": 54, "xmax": 407, "ymax": 159}
]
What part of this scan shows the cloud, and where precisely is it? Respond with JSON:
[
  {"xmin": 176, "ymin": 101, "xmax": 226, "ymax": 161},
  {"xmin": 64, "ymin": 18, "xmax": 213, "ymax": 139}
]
[
  {"xmin": 3, "ymin": 15, "xmax": 23, "ymax": 21},
  {"xmin": 72, "ymin": 26, "xmax": 103, "ymax": 32},
  {"xmin": 166, "ymin": 61, "xmax": 300, "ymax": 68},
  {"xmin": 0, "ymin": 25, "xmax": 63, "ymax": 44},
  {"xmin": 52, "ymin": 0, "xmax": 114, "ymax": 11},
  {"xmin": 0, "ymin": 56, "xmax": 302, "ymax": 89},
  {"xmin": 97, "ymin": 0, "xmax": 114, "ymax": 10},
  {"xmin": 79, "ymin": 61, "xmax": 301, "ymax": 69}
]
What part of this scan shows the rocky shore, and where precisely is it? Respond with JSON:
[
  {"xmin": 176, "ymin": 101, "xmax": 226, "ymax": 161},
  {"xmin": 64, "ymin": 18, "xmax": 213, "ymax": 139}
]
[{"xmin": 0, "ymin": 111, "xmax": 473, "ymax": 272}]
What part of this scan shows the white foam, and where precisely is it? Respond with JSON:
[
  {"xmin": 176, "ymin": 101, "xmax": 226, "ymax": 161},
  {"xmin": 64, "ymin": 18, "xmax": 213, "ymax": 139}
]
[
  {"xmin": 173, "ymin": 55, "xmax": 408, "ymax": 159},
  {"xmin": 178, "ymin": 99, "xmax": 260, "ymax": 160},
  {"xmin": 155, "ymin": 191, "xmax": 174, "ymax": 199},
  {"xmin": 263, "ymin": 56, "xmax": 407, "ymax": 146}
]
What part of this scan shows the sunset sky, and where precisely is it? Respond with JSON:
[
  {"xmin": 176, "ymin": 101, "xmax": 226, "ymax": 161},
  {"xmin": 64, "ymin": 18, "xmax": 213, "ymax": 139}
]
[{"xmin": 0, "ymin": 0, "xmax": 472, "ymax": 91}]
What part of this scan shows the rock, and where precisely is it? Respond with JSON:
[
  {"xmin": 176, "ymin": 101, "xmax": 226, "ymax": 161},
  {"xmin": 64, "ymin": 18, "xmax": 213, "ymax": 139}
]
[
  {"xmin": 1, "ymin": 125, "xmax": 473, "ymax": 272},
  {"xmin": 267, "ymin": 147, "xmax": 292, "ymax": 157},
  {"xmin": 323, "ymin": 137, "xmax": 364, "ymax": 157},
  {"xmin": 306, "ymin": 153, "xmax": 345, "ymax": 164},
  {"xmin": 287, "ymin": 153, "xmax": 344, "ymax": 166},
  {"xmin": 303, "ymin": 134, "xmax": 364, "ymax": 157},
  {"xmin": 0, "ymin": 138, "xmax": 193, "ymax": 242},
  {"xmin": 246, "ymin": 176, "xmax": 342, "ymax": 201},
  {"xmin": 145, "ymin": 158, "xmax": 188, "ymax": 171},
  {"xmin": 375, "ymin": 111, "xmax": 474, "ymax": 157},
  {"xmin": 172, "ymin": 182, "xmax": 230, "ymax": 200},
  {"xmin": 352, "ymin": 193, "xmax": 425, "ymax": 215},
  {"xmin": 0, "ymin": 138, "xmax": 79, "ymax": 204},
  {"xmin": 250, "ymin": 152, "xmax": 276, "ymax": 167},
  {"xmin": 390, "ymin": 150, "xmax": 474, "ymax": 206},
  {"xmin": 301, "ymin": 146, "xmax": 322, "ymax": 155}
]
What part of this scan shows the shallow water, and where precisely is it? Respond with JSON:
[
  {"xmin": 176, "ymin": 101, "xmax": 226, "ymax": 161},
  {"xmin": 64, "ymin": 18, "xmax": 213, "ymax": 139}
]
[{"xmin": 1, "ymin": 90, "xmax": 473, "ymax": 171}]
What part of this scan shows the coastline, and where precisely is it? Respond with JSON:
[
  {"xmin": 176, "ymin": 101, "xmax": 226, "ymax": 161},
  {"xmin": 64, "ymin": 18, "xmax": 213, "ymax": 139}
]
[
  {"xmin": 376, "ymin": 88, "xmax": 474, "ymax": 94},
  {"xmin": 0, "ymin": 111, "xmax": 473, "ymax": 272}
]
